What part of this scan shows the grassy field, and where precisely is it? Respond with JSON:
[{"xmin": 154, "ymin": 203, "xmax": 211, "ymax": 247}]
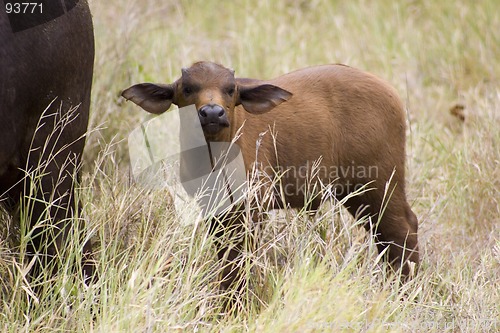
[{"xmin": 1, "ymin": 0, "xmax": 499, "ymax": 331}]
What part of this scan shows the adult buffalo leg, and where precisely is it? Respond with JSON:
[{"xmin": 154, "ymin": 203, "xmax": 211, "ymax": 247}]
[{"xmin": 23, "ymin": 101, "xmax": 95, "ymax": 285}]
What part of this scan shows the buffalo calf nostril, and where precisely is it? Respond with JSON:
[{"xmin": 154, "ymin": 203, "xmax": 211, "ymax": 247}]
[{"xmin": 199, "ymin": 105, "xmax": 225, "ymax": 120}]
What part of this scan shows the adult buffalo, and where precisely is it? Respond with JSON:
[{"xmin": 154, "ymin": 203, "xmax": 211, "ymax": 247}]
[
  {"xmin": 122, "ymin": 61, "xmax": 419, "ymax": 291},
  {"xmin": 0, "ymin": 0, "xmax": 94, "ymax": 283}
]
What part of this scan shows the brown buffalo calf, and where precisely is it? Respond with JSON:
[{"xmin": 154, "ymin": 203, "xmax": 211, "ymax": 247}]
[{"xmin": 122, "ymin": 61, "xmax": 419, "ymax": 290}]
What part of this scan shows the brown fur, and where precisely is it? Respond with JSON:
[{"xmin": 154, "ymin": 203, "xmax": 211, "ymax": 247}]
[{"xmin": 123, "ymin": 61, "xmax": 419, "ymax": 291}]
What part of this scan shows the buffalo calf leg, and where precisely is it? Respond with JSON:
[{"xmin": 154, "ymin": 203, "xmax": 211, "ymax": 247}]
[
  {"xmin": 374, "ymin": 203, "xmax": 419, "ymax": 277},
  {"xmin": 209, "ymin": 208, "xmax": 249, "ymax": 293},
  {"xmin": 345, "ymin": 188, "xmax": 419, "ymax": 278}
]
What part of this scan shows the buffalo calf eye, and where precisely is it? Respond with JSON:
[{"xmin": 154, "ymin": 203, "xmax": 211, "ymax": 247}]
[
  {"xmin": 183, "ymin": 86, "xmax": 193, "ymax": 95},
  {"xmin": 226, "ymin": 87, "xmax": 235, "ymax": 96}
]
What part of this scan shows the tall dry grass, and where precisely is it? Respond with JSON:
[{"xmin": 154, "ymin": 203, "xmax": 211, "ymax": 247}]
[{"xmin": 1, "ymin": 0, "xmax": 498, "ymax": 331}]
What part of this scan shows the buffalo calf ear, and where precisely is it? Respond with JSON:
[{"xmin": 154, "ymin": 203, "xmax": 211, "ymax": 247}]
[
  {"xmin": 238, "ymin": 83, "xmax": 292, "ymax": 114},
  {"xmin": 121, "ymin": 83, "xmax": 175, "ymax": 114}
]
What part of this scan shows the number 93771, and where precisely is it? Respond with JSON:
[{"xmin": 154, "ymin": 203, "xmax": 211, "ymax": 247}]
[{"xmin": 5, "ymin": 2, "xmax": 43, "ymax": 14}]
